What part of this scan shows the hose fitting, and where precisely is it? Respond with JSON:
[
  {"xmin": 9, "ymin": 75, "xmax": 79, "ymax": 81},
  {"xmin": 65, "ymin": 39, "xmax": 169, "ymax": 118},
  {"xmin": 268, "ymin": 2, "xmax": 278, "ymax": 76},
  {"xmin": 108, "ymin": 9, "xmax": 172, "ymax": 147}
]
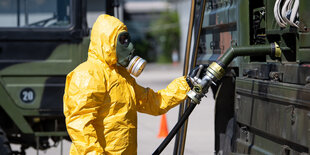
[
  {"xmin": 274, "ymin": 42, "xmax": 282, "ymax": 58},
  {"xmin": 206, "ymin": 62, "xmax": 225, "ymax": 80}
]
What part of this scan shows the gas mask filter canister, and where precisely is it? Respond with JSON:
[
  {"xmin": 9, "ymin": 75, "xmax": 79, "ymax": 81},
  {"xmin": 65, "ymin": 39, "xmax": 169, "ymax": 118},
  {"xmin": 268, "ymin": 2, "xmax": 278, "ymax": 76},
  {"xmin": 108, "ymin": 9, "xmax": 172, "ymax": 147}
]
[{"xmin": 126, "ymin": 56, "xmax": 147, "ymax": 77}]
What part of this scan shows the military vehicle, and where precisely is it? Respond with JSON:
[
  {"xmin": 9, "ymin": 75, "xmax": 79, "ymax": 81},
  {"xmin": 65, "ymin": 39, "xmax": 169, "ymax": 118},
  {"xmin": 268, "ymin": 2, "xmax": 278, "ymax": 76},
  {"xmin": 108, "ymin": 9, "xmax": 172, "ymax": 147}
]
[
  {"xmin": 2, "ymin": 0, "xmax": 309, "ymax": 154},
  {"xmin": 0, "ymin": 0, "xmax": 117, "ymax": 154},
  {"xmin": 170, "ymin": 0, "xmax": 310, "ymax": 154}
]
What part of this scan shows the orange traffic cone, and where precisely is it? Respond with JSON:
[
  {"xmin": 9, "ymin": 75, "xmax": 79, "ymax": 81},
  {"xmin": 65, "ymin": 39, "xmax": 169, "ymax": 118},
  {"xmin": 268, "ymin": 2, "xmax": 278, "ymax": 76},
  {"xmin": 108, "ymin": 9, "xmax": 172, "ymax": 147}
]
[{"xmin": 157, "ymin": 114, "xmax": 169, "ymax": 138}]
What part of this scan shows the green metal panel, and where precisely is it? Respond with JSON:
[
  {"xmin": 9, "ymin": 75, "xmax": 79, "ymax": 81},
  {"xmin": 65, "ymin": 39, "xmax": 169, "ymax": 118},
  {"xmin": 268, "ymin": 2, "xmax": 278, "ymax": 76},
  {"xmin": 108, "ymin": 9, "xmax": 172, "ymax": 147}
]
[
  {"xmin": 299, "ymin": 0, "xmax": 310, "ymax": 32},
  {"xmin": 34, "ymin": 132, "xmax": 68, "ymax": 137},
  {"xmin": 235, "ymin": 77, "xmax": 310, "ymax": 152},
  {"xmin": 0, "ymin": 81, "xmax": 33, "ymax": 133},
  {"xmin": 3, "ymin": 77, "xmax": 47, "ymax": 109},
  {"xmin": 0, "ymin": 37, "xmax": 89, "ymax": 133},
  {"xmin": 265, "ymin": 0, "xmax": 278, "ymax": 32},
  {"xmin": 236, "ymin": 133, "xmax": 304, "ymax": 154},
  {"xmin": 0, "ymin": 38, "xmax": 89, "ymax": 110},
  {"xmin": 0, "ymin": 38, "xmax": 90, "ymax": 76},
  {"xmin": 237, "ymin": 0, "xmax": 250, "ymax": 47},
  {"xmin": 297, "ymin": 48, "xmax": 310, "ymax": 63}
]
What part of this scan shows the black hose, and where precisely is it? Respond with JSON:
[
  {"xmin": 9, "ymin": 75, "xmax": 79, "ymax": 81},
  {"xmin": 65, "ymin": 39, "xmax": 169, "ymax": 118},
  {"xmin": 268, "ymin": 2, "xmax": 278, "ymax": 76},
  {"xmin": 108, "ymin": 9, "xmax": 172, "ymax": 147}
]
[
  {"xmin": 175, "ymin": 0, "xmax": 196, "ymax": 152},
  {"xmin": 153, "ymin": 103, "xmax": 197, "ymax": 155}
]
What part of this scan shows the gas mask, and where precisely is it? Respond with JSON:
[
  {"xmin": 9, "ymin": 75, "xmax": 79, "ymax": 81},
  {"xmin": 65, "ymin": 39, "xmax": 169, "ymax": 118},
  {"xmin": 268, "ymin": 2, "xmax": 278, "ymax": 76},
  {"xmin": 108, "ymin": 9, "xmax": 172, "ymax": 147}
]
[{"xmin": 116, "ymin": 31, "xmax": 147, "ymax": 77}]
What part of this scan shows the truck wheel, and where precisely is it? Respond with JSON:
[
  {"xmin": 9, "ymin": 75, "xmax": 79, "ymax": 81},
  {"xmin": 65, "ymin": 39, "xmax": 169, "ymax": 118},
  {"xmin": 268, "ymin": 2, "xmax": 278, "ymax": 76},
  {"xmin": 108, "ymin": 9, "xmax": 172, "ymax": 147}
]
[
  {"xmin": 0, "ymin": 127, "xmax": 12, "ymax": 155},
  {"xmin": 218, "ymin": 118, "xmax": 236, "ymax": 155},
  {"xmin": 214, "ymin": 76, "xmax": 235, "ymax": 152}
]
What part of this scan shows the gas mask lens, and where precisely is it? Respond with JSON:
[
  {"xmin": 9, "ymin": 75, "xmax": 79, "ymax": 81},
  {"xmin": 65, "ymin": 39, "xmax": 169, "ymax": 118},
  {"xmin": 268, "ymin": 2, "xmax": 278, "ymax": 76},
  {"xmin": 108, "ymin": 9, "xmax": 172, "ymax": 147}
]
[{"xmin": 119, "ymin": 33, "xmax": 130, "ymax": 46}]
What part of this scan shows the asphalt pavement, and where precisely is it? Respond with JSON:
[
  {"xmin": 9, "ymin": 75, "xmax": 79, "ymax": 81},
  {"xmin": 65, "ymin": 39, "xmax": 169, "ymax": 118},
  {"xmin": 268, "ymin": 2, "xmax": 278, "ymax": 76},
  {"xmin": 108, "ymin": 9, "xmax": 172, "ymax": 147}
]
[{"xmin": 12, "ymin": 63, "xmax": 215, "ymax": 155}]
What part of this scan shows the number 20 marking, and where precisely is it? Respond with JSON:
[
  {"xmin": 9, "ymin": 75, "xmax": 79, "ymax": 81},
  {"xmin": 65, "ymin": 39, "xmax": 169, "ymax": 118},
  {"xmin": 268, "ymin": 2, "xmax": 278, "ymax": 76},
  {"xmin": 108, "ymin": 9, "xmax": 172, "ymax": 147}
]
[
  {"xmin": 22, "ymin": 91, "xmax": 34, "ymax": 102},
  {"xmin": 20, "ymin": 88, "xmax": 35, "ymax": 103}
]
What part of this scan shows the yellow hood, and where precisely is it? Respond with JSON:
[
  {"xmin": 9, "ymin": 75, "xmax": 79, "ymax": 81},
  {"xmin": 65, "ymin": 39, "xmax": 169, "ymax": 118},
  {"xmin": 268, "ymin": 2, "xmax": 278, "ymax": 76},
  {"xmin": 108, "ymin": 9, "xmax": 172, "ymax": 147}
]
[{"xmin": 88, "ymin": 14, "xmax": 127, "ymax": 66}]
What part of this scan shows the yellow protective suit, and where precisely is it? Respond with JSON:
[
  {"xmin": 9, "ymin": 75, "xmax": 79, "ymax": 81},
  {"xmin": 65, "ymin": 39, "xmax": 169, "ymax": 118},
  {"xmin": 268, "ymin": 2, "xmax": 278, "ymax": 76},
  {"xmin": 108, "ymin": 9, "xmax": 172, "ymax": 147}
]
[{"xmin": 63, "ymin": 14, "xmax": 190, "ymax": 155}]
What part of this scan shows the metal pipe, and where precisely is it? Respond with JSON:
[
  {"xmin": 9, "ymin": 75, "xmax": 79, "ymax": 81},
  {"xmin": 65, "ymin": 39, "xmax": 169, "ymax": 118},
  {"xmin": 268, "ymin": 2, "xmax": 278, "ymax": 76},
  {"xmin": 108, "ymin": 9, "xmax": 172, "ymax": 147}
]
[
  {"xmin": 61, "ymin": 137, "xmax": 63, "ymax": 155},
  {"xmin": 153, "ymin": 103, "xmax": 197, "ymax": 155},
  {"xmin": 106, "ymin": 0, "xmax": 114, "ymax": 16},
  {"xmin": 113, "ymin": 0, "xmax": 120, "ymax": 19},
  {"xmin": 218, "ymin": 43, "xmax": 281, "ymax": 69},
  {"xmin": 24, "ymin": 0, "xmax": 28, "ymax": 25},
  {"xmin": 178, "ymin": 1, "xmax": 207, "ymax": 154},
  {"xmin": 174, "ymin": 0, "xmax": 196, "ymax": 153},
  {"xmin": 182, "ymin": 0, "xmax": 196, "ymax": 76},
  {"xmin": 17, "ymin": 0, "xmax": 20, "ymax": 26}
]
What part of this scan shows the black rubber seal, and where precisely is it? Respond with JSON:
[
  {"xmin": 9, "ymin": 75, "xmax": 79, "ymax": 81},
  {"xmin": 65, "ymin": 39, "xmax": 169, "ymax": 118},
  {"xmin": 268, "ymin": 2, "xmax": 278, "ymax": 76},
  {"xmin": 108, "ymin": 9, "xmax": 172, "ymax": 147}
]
[{"xmin": 270, "ymin": 43, "xmax": 276, "ymax": 60}]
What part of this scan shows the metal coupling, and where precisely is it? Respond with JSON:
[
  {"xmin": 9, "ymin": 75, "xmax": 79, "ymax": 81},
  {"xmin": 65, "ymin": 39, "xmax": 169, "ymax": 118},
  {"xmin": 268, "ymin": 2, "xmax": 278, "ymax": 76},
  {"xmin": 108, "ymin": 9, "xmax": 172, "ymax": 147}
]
[
  {"xmin": 187, "ymin": 90, "xmax": 201, "ymax": 104},
  {"xmin": 206, "ymin": 62, "xmax": 225, "ymax": 80},
  {"xmin": 272, "ymin": 42, "xmax": 282, "ymax": 58},
  {"xmin": 187, "ymin": 62, "xmax": 225, "ymax": 104}
]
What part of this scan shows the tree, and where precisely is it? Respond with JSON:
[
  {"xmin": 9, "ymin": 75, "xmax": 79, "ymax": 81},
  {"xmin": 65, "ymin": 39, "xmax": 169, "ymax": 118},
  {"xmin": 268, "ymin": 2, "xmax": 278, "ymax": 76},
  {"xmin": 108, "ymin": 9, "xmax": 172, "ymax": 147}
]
[{"xmin": 149, "ymin": 10, "xmax": 180, "ymax": 63}]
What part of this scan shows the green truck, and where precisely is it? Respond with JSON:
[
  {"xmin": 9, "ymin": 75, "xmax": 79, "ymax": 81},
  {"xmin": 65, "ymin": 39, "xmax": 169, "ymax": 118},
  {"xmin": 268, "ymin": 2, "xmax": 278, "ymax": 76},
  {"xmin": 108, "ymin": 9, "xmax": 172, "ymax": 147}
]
[
  {"xmin": 0, "ymin": 0, "xmax": 115, "ymax": 154},
  {"xmin": 1, "ymin": 0, "xmax": 310, "ymax": 155},
  {"xmin": 173, "ymin": 0, "xmax": 310, "ymax": 154}
]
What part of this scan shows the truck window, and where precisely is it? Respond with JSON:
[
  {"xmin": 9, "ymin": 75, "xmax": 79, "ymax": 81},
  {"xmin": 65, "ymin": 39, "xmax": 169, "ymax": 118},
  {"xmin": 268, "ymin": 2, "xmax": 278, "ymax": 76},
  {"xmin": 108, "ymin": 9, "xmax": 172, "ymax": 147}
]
[
  {"xmin": 0, "ymin": 0, "xmax": 71, "ymax": 28},
  {"xmin": 86, "ymin": 0, "xmax": 106, "ymax": 28}
]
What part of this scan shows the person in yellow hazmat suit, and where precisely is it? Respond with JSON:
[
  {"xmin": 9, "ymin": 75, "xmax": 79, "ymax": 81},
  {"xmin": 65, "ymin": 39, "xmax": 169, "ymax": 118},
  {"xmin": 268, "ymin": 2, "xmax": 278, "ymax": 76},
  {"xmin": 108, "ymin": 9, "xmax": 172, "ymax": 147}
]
[{"xmin": 63, "ymin": 14, "xmax": 191, "ymax": 154}]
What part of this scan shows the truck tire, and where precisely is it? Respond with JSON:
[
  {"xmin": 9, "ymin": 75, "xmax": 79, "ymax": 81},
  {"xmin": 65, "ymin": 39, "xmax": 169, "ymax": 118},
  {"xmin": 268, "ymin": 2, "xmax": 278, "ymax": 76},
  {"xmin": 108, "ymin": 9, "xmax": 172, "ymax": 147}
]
[
  {"xmin": 0, "ymin": 127, "xmax": 12, "ymax": 155},
  {"xmin": 214, "ymin": 76, "xmax": 235, "ymax": 152}
]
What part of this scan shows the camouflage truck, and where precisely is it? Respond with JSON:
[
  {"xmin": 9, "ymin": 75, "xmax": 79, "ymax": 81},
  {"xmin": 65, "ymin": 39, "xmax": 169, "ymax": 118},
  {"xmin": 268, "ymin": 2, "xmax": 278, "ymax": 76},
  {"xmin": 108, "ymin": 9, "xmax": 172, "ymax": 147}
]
[
  {"xmin": 0, "ymin": 0, "xmax": 116, "ymax": 154},
  {"xmin": 173, "ymin": 0, "xmax": 310, "ymax": 154}
]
